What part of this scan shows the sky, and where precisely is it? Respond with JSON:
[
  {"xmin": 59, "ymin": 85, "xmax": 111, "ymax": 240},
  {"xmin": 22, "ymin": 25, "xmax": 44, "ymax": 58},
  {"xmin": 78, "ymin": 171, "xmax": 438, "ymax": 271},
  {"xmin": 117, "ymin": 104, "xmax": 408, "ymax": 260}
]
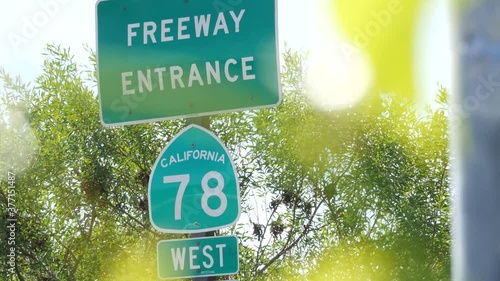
[{"xmin": 0, "ymin": 0, "xmax": 452, "ymax": 110}]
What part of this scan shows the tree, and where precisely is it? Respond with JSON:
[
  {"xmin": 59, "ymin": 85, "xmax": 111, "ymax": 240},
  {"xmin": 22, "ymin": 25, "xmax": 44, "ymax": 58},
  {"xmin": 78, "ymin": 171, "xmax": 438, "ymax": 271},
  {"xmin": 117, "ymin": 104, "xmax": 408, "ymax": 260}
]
[
  {"xmin": 232, "ymin": 48, "xmax": 450, "ymax": 281},
  {"xmin": 0, "ymin": 44, "xmax": 450, "ymax": 280}
]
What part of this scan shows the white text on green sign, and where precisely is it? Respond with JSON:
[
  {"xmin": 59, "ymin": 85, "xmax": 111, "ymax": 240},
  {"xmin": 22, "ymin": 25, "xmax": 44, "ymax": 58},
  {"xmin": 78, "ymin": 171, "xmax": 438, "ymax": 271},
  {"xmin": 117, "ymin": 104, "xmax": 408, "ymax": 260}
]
[
  {"xmin": 157, "ymin": 235, "xmax": 239, "ymax": 279},
  {"xmin": 148, "ymin": 124, "xmax": 240, "ymax": 233},
  {"xmin": 96, "ymin": 0, "xmax": 280, "ymax": 126}
]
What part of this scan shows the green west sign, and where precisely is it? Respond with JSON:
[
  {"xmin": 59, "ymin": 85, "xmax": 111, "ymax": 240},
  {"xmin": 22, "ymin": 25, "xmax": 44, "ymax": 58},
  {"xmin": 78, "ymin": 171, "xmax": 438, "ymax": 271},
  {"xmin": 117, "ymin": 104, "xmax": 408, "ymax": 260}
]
[
  {"xmin": 96, "ymin": 0, "xmax": 280, "ymax": 126},
  {"xmin": 149, "ymin": 125, "xmax": 240, "ymax": 233},
  {"xmin": 157, "ymin": 235, "xmax": 239, "ymax": 279}
]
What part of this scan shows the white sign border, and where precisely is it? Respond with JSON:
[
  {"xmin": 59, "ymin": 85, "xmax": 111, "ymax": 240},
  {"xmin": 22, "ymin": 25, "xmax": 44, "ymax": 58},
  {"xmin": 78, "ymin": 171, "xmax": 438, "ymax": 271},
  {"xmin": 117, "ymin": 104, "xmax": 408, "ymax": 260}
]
[
  {"xmin": 95, "ymin": 0, "xmax": 282, "ymax": 127},
  {"xmin": 156, "ymin": 235, "xmax": 240, "ymax": 280},
  {"xmin": 148, "ymin": 124, "xmax": 242, "ymax": 234}
]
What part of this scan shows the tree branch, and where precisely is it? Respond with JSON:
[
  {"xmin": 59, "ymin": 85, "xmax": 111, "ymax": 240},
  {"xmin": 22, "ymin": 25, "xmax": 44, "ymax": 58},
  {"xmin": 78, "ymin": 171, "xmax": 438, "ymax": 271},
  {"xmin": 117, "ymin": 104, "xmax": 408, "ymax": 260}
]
[
  {"xmin": 14, "ymin": 262, "xmax": 26, "ymax": 281},
  {"xmin": 105, "ymin": 199, "xmax": 159, "ymax": 237},
  {"xmin": 281, "ymin": 192, "xmax": 300, "ymax": 260},
  {"xmin": 256, "ymin": 198, "xmax": 325, "ymax": 275},
  {"xmin": 69, "ymin": 206, "xmax": 97, "ymax": 280},
  {"xmin": 366, "ymin": 210, "xmax": 381, "ymax": 239},
  {"xmin": 252, "ymin": 205, "xmax": 278, "ymax": 275},
  {"xmin": 17, "ymin": 244, "xmax": 60, "ymax": 280}
]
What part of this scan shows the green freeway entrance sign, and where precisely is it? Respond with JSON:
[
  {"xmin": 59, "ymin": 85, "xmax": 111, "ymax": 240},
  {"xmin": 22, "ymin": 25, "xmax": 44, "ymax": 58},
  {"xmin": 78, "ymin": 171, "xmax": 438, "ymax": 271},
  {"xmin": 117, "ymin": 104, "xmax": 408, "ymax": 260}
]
[
  {"xmin": 96, "ymin": 0, "xmax": 280, "ymax": 126},
  {"xmin": 149, "ymin": 124, "xmax": 240, "ymax": 233},
  {"xmin": 157, "ymin": 235, "xmax": 239, "ymax": 279}
]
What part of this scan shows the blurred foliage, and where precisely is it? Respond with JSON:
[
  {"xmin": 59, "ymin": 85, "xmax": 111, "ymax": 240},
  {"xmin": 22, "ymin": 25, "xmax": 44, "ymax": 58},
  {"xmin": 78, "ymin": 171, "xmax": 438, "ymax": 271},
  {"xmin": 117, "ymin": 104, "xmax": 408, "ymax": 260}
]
[
  {"xmin": 240, "ymin": 48, "xmax": 450, "ymax": 281},
  {"xmin": 332, "ymin": 0, "xmax": 426, "ymax": 100},
  {"xmin": 0, "ymin": 44, "xmax": 450, "ymax": 280}
]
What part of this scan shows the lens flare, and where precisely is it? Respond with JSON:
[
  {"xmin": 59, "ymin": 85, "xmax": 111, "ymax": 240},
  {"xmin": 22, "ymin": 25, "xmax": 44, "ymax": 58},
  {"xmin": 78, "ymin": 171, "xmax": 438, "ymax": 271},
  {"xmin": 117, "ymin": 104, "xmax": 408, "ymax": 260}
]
[
  {"xmin": 0, "ymin": 108, "xmax": 37, "ymax": 180},
  {"xmin": 303, "ymin": 0, "xmax": 373, "ymax": 111},
  {"xmin": 306, "ymin": 36, "xmax": 373, "ymax": 111}
]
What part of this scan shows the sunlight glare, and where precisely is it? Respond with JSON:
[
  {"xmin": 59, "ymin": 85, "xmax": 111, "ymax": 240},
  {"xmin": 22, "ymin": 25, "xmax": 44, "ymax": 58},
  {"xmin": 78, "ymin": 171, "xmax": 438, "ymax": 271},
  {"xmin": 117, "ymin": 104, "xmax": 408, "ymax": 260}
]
[
  {"xmin": 0, "ymin": 109, "xmax": 37, "ymax": 179},
  {"xmin": 305, "ymin": 0, "xmax": 373, "ymax": 111}
]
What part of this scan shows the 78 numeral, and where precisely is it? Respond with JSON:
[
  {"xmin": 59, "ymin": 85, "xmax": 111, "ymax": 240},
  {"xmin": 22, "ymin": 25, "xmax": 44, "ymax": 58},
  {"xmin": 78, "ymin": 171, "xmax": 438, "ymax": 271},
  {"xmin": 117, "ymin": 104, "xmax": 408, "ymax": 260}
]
[{"xmin": 163, "ymin": 171, "xmax": 227, "ymax": 220}]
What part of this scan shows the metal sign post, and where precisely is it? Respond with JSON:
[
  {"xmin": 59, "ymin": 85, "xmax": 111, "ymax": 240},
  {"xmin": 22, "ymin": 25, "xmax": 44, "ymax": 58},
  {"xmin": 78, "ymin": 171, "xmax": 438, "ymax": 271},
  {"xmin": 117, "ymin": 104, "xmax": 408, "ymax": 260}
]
[
  {"xmin": 95, "ymin": 1, "xmax": 280, "ymax": 279},
  {"xmin": 453, "ymin": 1, "xmax": 500, "ymax": 280},
  {"xmin": 148, "ymin": 115, "xmax": 241, "ymax": 280},
  {"xmin": 188, "ymin": 117, "xmax": 216, "ymax": 281},
  {"xmin": 189, "ymin": 116, "xmax": 214, "ymax": 281}
]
